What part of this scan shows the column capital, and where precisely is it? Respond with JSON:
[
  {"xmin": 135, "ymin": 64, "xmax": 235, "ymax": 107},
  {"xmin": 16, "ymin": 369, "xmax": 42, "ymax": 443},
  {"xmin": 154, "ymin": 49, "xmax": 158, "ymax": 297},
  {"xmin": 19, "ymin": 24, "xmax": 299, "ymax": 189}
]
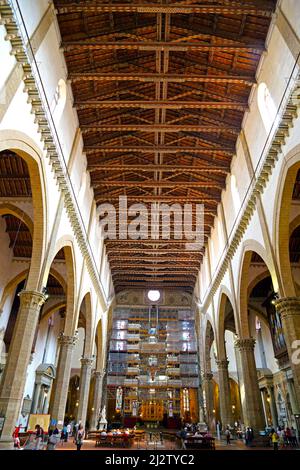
[
  {"xmin": 58, "ymin": 332, "xmax": 78, "ymax": 346},
  {"xmin": 80, "ymin": 357, "xmax": 94, "ymax": 367},
  {"xmin": 94, "ymin": 370, "xmax": 105, "ymax": 379},
  {"xmin": 234, "ymin": 337, "xmax": 256, "ymax": 351},
  {"xmin": 18, "ymin": 290, "xmax": 47, "ymax": 309},
  {"xmin": 216, "ymin": 359, "xmax": 229, "ymax": 370},
  {"xmin": 202, "ymin": 372, "xmax": 213, "ymax": 381},
  {"xmin": 274, "ymin": 297, "xmax": 300, "ymax": 319}
]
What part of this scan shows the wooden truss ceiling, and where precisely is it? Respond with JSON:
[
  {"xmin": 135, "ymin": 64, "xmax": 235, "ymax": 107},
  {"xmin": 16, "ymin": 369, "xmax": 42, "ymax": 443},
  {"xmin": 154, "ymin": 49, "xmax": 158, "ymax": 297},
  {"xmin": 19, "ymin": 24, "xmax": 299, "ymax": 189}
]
[{"xmin": 54, "ymin": 0, "xmax": 276, "ymax": 293}]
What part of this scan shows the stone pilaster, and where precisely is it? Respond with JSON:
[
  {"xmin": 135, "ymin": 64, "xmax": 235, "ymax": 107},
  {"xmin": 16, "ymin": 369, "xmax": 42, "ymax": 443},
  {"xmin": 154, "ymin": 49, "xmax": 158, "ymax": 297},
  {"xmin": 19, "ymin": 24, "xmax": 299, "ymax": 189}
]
[
  {"xmin": 0, "ymin": 290, "xmax": 46, "ymax": 444},
  {"xmin": 31, "ymin": 382, "xmax": 42, "ymax": 414},
  {"xmin": 267, "ymin": 386, "xmax": 278, "ymax": 428},
  {"xmin": 90, "ymin": 370, "xmax": 105, "ymax": 430},
  {"xmin": 50, "ymin": 333, "xmax": 77, "ymax": 428},
  {"xmin": 234, "ymin": 337, "xmax": 265, "ymax": 430},
  {"xmin": 202, "ymin": 372, "xmax": 215, "ymax": 430},
  {"xmin": 274, "ymin": 297, "xmax": 300, "ymax": 410},
  {"xmin": 216, "ymin": 359, "xmax": 232, "ymax": 427},
  {"xmin": 76, "ymin": 357, "xmax": 93, "ymax": 427}
]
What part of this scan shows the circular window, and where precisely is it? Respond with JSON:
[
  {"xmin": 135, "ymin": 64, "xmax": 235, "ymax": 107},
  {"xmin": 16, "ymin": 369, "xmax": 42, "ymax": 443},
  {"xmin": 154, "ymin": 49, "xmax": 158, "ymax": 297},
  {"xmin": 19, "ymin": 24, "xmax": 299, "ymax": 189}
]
[{"xmin": 147, "ymin": 290, "xmax": 161, "ymax": 302}]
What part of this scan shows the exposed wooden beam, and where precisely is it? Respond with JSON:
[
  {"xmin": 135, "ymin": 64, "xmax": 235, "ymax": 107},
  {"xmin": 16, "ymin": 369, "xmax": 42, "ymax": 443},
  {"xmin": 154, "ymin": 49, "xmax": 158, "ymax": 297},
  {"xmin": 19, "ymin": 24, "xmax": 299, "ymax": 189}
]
[
  {"xmin": 93, "ymin": 180, "xmax": 223, "ymax": 189},
  {"xmin": 110, "ymin": 264, "xmax": 199, "ymax": 270},
  {"xmin": 115, "ymin": 284, "xmax": 193, "ymax": 290},
  {"xmin": 95, "ymin": 196, "xmax": 219, "ymax": 204},
  {"xmin": 55, "ymin": 2, "xmax": 275, "ymax": 17},
  {"xmin": 62, "ymin": 41, "xmax": 265, "ymax": 54},
  {"xmin": 84, "ymin": 146, "xmax": 234, "ymax": 155},
  {"xmin": 69, "ymin": 72, "xmax": 256, "ymax": 86},
  {"xmin": 88, "ymin": 164, "xmax": 228, "ymax": 174},
  {"xmin": 76, "ymin": 100, "xmax": 248, "ymax": 111},
  {"xmin": 81, "ymin": 124, "xmax": 240, "ymax": 134},
  {"xmin": 106, "ymin": 249, "xmax": 203, "ymax": 254},
  {"xmin": 104, "ymin": 239, "xmax": 208, "ymax": 244},
  {"xmin": 108, "ymin": 258, "xmax": 201, "ymax": 263},
  {"xmin": 112, "ymin": 275, "xmax": 198, "ymax": 280}
]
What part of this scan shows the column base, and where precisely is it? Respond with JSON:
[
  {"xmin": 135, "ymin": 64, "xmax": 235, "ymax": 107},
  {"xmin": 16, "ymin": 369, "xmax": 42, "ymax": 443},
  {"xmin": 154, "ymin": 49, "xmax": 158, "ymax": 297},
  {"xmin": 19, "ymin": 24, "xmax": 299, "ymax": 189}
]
[{"xmin": 0, "ymin": 438, "xmax": 14, "ymax": 450}]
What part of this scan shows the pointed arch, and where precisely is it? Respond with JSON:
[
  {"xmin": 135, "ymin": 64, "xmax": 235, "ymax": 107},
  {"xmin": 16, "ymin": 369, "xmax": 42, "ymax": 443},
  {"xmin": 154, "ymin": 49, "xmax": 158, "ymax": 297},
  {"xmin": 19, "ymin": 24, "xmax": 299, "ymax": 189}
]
[
  {"xmin": 216, "ymin": 288, "xmax": 236, "ymax": 359},
  {"xmin": 0, "ymin": 131, "xmax": 48, "ymax": 291},
  {"xmin": 237, "ymin": 240, "xmax": 276, "ymax": 338},
  {"xmin": 42, "ymin": 237, "xmax": 77, "ymax": 336},
  {"xmin": 274, "ymin": 153, "xmax": 300, "ymax": 297}
]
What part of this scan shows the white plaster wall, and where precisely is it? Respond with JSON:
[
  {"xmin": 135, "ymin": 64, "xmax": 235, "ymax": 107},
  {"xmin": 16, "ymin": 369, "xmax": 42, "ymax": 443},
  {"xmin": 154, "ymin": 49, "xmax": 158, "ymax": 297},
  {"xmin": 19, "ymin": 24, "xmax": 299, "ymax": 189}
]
[
  {"xmin": 281, "ymin": 0, "xmax": 300, "ymax": 41},
  {"xmin": 0, "ymin": 25, "xmax": 16, "ymax": 87},
  {"xmin": 71, "ymin": 327, "xmax": 85, "ymax": 369},
  {"xmin": 225, "ymin": 330, "xmax": 237, "ymax": 373},
  {"xmin": 0, "ymin": 217, "xmax": 13, "ymax": 300},
  {"xmin": 15, "ymin": 0, "xmax": 50, "ymax": 39}
]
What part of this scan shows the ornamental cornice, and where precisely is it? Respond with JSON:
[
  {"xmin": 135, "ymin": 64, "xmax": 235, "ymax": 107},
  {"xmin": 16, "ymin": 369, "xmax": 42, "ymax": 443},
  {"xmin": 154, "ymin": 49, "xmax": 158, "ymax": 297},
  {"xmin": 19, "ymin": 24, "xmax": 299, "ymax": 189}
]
[{"xmin": 0, "ymin": 1, "xmax": 108, "ymax": 310}]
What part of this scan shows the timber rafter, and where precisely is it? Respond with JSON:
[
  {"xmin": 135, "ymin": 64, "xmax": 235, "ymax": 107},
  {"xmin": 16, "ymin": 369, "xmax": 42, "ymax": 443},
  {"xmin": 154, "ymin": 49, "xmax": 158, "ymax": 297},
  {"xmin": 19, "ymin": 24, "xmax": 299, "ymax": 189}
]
[{"xmin": 54, "ymin": 0, "xmax": 276, "ymax": 292}]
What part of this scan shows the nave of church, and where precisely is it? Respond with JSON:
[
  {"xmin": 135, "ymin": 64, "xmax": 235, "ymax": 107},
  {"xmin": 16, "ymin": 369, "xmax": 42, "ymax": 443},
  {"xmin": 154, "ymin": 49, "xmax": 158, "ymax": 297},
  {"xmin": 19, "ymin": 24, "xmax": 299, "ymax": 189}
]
[{"xmin": 0, "ymin": 0, "xmax": 300, "ymax": 452}]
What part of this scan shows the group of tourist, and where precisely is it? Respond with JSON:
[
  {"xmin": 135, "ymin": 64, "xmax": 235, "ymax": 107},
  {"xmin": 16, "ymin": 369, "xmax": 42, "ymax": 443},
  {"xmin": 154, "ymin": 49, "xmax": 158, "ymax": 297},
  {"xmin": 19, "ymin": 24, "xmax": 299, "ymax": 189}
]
[
  {"xmin": 270, "ymin": 426, "xmax": 298, "ymax": 450},
  {"xmin": 47, "ymin": 421, "xmax": 86, "ymax": 451},
  {"xmin": 12, "ymin": 420, "xmax": 86, "ymax": 451},
  {"xmin": 179, "ymin": 423, "xmax": 213, "ymax": 449}
]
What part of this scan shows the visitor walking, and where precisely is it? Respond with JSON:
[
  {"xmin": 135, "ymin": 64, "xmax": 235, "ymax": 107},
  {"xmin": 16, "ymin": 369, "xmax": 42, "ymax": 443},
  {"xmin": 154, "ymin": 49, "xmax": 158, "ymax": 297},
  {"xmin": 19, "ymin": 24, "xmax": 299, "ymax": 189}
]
[
  {"xmin": 75, "ymin": 424, "xmax": 85, "ymax": 451},
  {"xmin": 225, "ymin": 427, "xmax": 231, "ymax": 445},
  {"xmin": 12, "ymin": 426, "xmax": 21, "ymax": 450},
  {"xmin": 34, "ymin": 424, "xmax": 44, "ymax": 450},
  {"xmin": 271, "ymin": 429, "xmax": 279, "ymax": 451}
]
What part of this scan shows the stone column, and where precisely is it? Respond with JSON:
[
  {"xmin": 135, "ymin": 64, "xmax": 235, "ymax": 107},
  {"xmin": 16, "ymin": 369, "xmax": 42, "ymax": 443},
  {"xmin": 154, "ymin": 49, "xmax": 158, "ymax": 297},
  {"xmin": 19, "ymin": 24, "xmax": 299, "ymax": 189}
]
[
  {"xmin": 76, "ymin": 357, "xmax": 93, "ymax": 428},
  {"xmin": 260, "ymin": 389, "xmax": 269, "ymax": 427},
  {"xmin": 50, "ymin": 333, "xmax": 77, "ymax": 428},
  {"xmin": 286, "ymin": 379, "xmax": 299, "ymax": 415},
  {"xmin": 202, "ymin": 372, "xmax": 215, "ymax": 430},
  {"xmin": 90, "ymin": 370, "xmax": 105, "ymax": 430},
  {"xmin": 274, "ymin": 297, "xmax": 300, "ymax": 410},
  {"xmin": 234, "ymin": 337, "xmax": 265, "ymax": 430},
  {"xmin": 267, "ymin": 386, "xmax": 278, "ymax": 428},
  {"xmin": 31, "ymin": 382, "xmax": 42, "ymax": 414},
  {"xmin": 0, "ymin": 290, "xmax": 46, "ymax": 445},
  {"xmin": 216, "ymin": 359, "xmax": 232, "ymax": 427},
  {"xmin": 42, "ymin": 388, "xmax": 50, "ymax": 414}
]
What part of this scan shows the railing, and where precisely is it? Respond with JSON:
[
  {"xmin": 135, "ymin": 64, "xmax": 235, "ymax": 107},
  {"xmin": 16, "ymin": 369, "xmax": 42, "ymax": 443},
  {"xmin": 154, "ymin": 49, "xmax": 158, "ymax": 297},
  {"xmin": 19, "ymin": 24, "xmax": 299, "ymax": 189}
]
[
  {"xmin": 140, "ymin": 342, "xmax": 165, "ymax": 352},
  {"xmin": 127, "ymin": 323, "xmax": 141, "ymax": 330},
  {"xmin": 127, "ymin": 367, "xmax": 140, "ymax": 374},
  {"xmin": 127, "ymin": 334, "xmax": 140, "ymax": 341},
  {"xmin": 124, "ymin": 378, "xmax": 139, "ymax": 386},
  {"xmin": 127, "ymin": 344, "xmax": 140, "ymax": 351},
  {"xmin": 166, "ymin": 368, "xmax": 180, "ymax": 376},
  {"xmin": 107, "ymin": 376, "xmax": 125, "ymax": 386}
]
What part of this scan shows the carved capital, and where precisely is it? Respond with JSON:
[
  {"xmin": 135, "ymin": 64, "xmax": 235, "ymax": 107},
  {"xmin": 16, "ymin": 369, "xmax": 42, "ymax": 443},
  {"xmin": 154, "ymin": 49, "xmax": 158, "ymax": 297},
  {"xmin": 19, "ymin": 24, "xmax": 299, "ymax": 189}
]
[
  {"xmin": 58, "ymin": 332, "xmax": 78, "ymax": 346},
  {"xmin": 234, "ymin": 337, "xmax": 256, "ymax": 351},
  {"xmin": 202, "ymin": 372, "xmax": 213, "ymax": 381},
  {"xmin": 18, "ymin": 290, "xmax": 47, "ymax": 310},
  {"xmin": 274, "ymin": 297, "xmax": 300, "ymax": 320},
  {"xmin": 216, "ymin": 359, "xmax": 229, "ymax": 370},
  {"xmin": 81, "ymin": 357, "xmax": 94, "ymax": 368},
  {"xmin": 94, "ymin": 370, "xmax": 105, "ymax": 380}
]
